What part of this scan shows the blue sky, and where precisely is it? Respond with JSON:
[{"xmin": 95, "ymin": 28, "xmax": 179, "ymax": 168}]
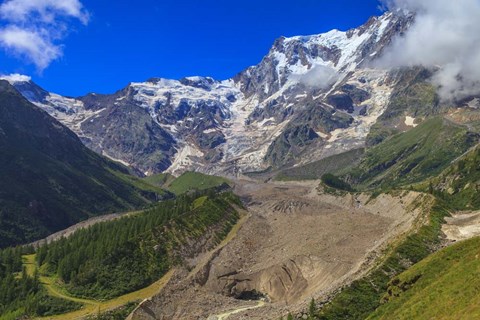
[{"xmin": 0, "ymin": 0, "xmax": 383, "ymax": 96}]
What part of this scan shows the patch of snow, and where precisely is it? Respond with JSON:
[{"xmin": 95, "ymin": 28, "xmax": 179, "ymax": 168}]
[
  {"xmin": 129, "ymin": 77, "xmax": 239, "ymax": 127},
  {"xmin": 376, "ymin": 12, "xmax": 393, "ymax": 41},
  {"xmin": 203, "ymin": 128, "xmax": 218, "ymax": 134},
  {"xmin": 273, "ymin": 51, "xmax": 287, "ymax": 88},
  {"xmin": 185, "ymin": 76, "xmax": 203, "ymax": 81},
  {"xmin": 405, "ymin": 116, "xmax": 418, "ymax": 127},
  {"xmin": 160, "ymin": 124, "xmax": 178, "ymax": 134},
  {"xmin": 258, "ymin": 117, "xmax": 275, "ymax": 126}
]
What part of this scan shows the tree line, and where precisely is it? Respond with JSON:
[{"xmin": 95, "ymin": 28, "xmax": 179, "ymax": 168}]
[{"xmin": 36, "ymin": 190, "xmax": 241, "ymax": 300}]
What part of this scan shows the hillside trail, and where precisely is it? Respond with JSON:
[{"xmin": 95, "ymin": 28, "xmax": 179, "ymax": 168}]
[
  {"xmin": 22, "ymin": 254, "xmax": 174, "ymax": 320},
  {"xmin": 209, "ymin": 301, "xmax": 266, "ymax": 320}
]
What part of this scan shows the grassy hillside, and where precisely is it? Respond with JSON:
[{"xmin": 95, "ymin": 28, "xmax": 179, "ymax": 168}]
[
  {"xmin": 0, "ymin": 81, "xmax": 167, "ymax": 248},
  {"xmin": 427, "ymin": 145, "xmax": 480, "ymax": 210},
  {"xmin": 167, "ymin": 171, "xmax": 231, "ymax": 195},
  {"xmin": 368, "ymin": 237, "xmax": 480, "ymax": 320},
  {"xmin": 143, "ymin": 173, "xmax": 176, "ymax": 188},
  {"xmin": 347, "ymin": 117, "xmax": 479, "ymax": 190},
  {"xmin": 275, "ymin": 148, "xmax": 364, "ymax": 181}
]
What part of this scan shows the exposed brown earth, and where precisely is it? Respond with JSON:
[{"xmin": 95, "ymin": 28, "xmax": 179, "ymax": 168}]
[{"xmin": 129, "ymin": 180, "xmax": 428, "ymax": 320}]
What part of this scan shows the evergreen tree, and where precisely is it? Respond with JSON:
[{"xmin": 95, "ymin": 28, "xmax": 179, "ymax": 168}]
[{"xmin": 308, "ymin": 298, "xmax": 317, "ymax": 319}]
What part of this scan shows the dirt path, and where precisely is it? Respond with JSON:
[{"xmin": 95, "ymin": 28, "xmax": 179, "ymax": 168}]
[
  {"xmin": 210, "ymin": 301, "xmax": 266, "ymax": 320},
  {"xmin": 22, "ymin": 254, "xmax": 174, "ymax": 320}
]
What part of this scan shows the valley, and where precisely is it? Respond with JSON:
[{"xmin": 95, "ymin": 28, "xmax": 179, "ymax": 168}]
[
  {"xmin": 129, "ymin": 179, "xmax": 430, "ymax": 319},
  {"xmin": 9, "ymin": 176, "xmax": 444, "ymax": 320},
  {"xmin": 1, "ymin": 2, "xmax": 480, "ymax": 319}
]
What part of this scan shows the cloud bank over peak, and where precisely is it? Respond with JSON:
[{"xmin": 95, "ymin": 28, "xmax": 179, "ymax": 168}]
[
  {"xmin": 0, "ymin": 73, "xmax": 31, "ymax": 83},
  {"xmin": 0, "ymin": 0, "xmax": 89, "ymax": 71},
  {"xmin": 376, "ymin": 0, "xmax": 480, "ymax": 101}
]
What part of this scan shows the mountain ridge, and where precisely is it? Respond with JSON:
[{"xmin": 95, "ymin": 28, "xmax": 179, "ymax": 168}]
[
  {"xmin": 0, "ymin": 80, "xmax": 168, "ymax": 247},
  {"xmin": 1, "ymin": 12, "xmax": 418, "ymax": 177}
]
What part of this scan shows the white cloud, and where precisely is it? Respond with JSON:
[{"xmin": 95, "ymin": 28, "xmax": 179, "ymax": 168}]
[
  {"xmin": 0, "ymin": 0, "xmax": 89, "ymax": 71},
  {"xmin": 0, "ymin": 73, "xmax": 31, "ymax": 83},
  {"xmin": 0, "ymin": 26, "xmax": 62, "ymax": 70},
  {"xmin": 0, "ymin": 0, "xmax": 89, "ymax": 24},
  {"xmin": 376, "ymin": 0, "xmax": 480, "ymax": 101},
  {"xmin": 291, "ymin": 65, "xmax": 338, "ymax": 89}
]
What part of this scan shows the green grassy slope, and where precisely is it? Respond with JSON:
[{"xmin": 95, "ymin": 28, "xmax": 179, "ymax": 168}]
[
  {"xmin": 347, "ymin": 117, "xmax": 479, "ymax": 190},
  {"xmin": 428, "ymin": 145, "xmax": 480, "ymax": 210},
  {"xmin": 368, "ymin": 237, "xmax": 480, "ymax": 320},
  {"xmin": 167, "ymin": 171, "xmax": 231, "ymax": 195},
  {"xmin": 275, "ymin": 148, "xmax": 364, "ymax": 181},
  {"xmin": 142, "ymin": 173, "xmax": 176, "ymax": 188},
  {"xmin": 0, "ymin": 81, "xmax": 167, "ymax": 248}
]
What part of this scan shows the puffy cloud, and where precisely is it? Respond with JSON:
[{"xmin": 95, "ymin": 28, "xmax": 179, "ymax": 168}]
[
  {"xmin": 0, "ymin": 73, "xmax": 31, "ymax": 83},
  {"xmin": 0, "ymin": 26, "xmax": 62, "ymax": 70},
  {"xmin": 376, "ymin": 0, "xmax": 480, "ymax": 101},
  {"xmin": 0, "ymin": 0, "xmax": 89, "ymax": 71},
  {"xmin": 291, "ymin": 65, "xmax": 338, "ymax": 89},
  {"xmin": 0, "ymin": 0, "xmax": 89, "ymax": 24}
]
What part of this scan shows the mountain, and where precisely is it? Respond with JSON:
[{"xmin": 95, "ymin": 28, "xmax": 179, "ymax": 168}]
[
  {"xmin": 0, "ymin": 80, "xmax": 168, "ymax": 248},
  {"xmin": 2, "ymin": 9, "xmax": 480, "ymax": 320},
  {"xmin": 3, "ymin": 12, "xmax": 426, "ymax": 177}
]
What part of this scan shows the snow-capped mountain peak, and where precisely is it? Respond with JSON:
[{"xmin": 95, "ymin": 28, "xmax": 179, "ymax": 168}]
[{"xmin": 7, "ymin": 11, "xmax": 415, "ymax": 177}]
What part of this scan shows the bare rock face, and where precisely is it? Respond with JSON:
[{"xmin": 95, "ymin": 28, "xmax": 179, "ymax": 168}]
[{"xmin": 81, "ymin": 100, "xmax": 177, "ymax": 174}]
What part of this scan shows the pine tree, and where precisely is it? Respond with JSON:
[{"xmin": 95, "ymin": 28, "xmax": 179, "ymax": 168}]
[{"xmin": 308, "ymin": 298, "xmax": 317, "ymax": 319}]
